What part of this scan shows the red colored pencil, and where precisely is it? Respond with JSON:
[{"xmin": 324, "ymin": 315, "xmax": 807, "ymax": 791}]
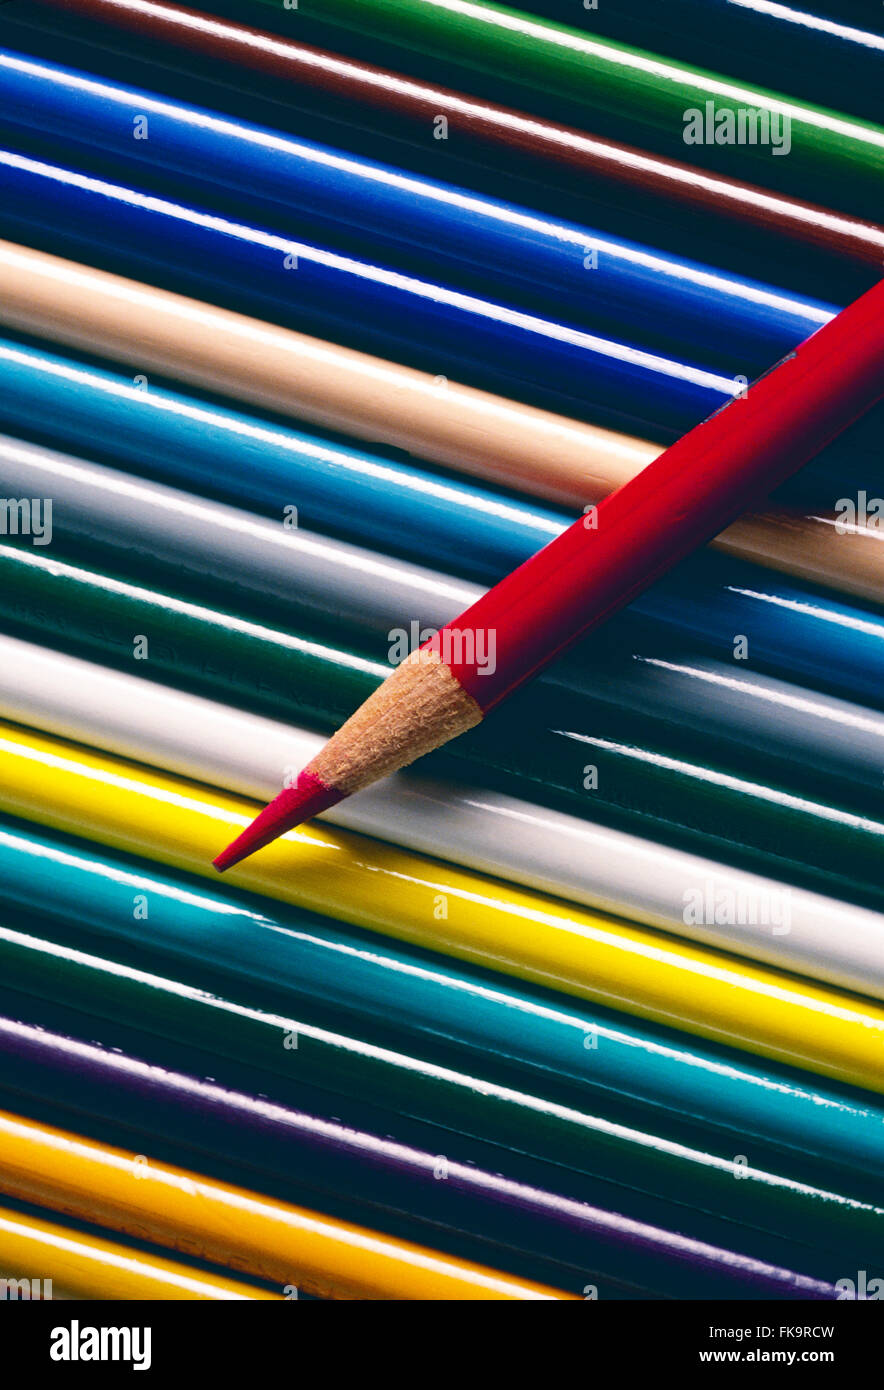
[
  {"xmin": 32, "ymin": 0, "xmax": 884, "ymax": 268},
  {"xmin": 215, "ymin": 279, "xmax": 884, "ymax": 872}
]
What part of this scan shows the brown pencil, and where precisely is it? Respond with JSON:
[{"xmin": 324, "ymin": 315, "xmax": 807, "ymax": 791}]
[
  {"xmin": 0, "ymin": 238, "xmax": 879, "ymax": 603},
  {"xmin": 31, "ymin": 0, "xmax": 884, "ymax": 268},
  {"xmin": 214, "ymin": 280, "xmax": 884, "ymax": 871}
]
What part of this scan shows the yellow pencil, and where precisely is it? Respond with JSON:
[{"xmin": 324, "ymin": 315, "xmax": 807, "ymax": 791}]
[
  {"xmin": 0, "ymin": 1199, "xmax": 275, "ymax": 1300},
  {"xmin": 0, "ymin": 1109, "xmax": 565, "ymax": 1300},
  {"xmin": 0, "ymin": 721, "xmax": 881, "ymax": 1093}
]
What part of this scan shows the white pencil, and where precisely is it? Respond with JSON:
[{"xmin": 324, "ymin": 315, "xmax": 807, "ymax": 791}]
[
  {"xmin": 1, "ymin": 433, "xmax": 882, "ymax": 795},
  {"xmin": 0, "ymin": 632, "xmax": 880, "ymax": 999}
]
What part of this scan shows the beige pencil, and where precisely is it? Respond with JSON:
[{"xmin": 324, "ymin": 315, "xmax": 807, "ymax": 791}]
[{"xmin": 0, "ymin": 238, "xmax": 877, "ymax": 602}]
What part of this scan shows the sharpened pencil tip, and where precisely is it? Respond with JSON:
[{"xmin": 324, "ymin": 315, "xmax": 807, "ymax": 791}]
[{"xmin": 212, "ymin": 770, "xmax": 344, "ymax": 872}]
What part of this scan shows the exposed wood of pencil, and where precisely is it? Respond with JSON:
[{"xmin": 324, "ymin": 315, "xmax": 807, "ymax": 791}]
[
  {"xmin": 32, "ymin": 0, "xmax": 884, "ymax": 266},
  {"xmin": 311, "ymin": 647, "xmax": 483, "ymax": 792},
  {"xmin": 0, "ymin": 239, "xmax": 879, "ymax": 603},
  {"xmin": 216, "ymin": 277, "xmax": 884, "ymax": 869}
]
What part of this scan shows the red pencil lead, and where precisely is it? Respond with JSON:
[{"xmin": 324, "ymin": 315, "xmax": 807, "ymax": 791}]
[
  {"xmin": 211, "ymin": 281, "xmax": 884, "ymax": 875},
  {"xmin": 213, "ymin": 770, "xmax": 344, "ymax": 872}
]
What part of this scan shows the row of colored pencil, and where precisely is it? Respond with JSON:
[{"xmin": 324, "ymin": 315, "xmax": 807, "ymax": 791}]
[{"xmin": 0, "ymin": 0, "xmax": 880, "ymax": 1303}]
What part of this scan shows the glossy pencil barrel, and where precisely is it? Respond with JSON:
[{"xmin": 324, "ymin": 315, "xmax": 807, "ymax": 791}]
[
  {"xmin": 3, "ymin": 0, "xmax": 878, "ymax": 1303},
  {"xmin": 508, "ymin": 0, "xmax": 884, "ymax": 122},
  {"xmin": 0, "ymin": 722, "xmax": 881, "ymax": 1092},
  {"xmin": 0, "ymin": 1198, "xmax": 273, "ymax": 1299},
  {"xmin": 271, "ymin": 0, "xmax": 884, "ymax": 217},
  {"xmin": 0, "ymin": 1013, "xmax": 812, "ymax": 1303},
  {"xmin": 1, "ymin": 817, "xmax": 881, "ymax": 1185},
  {"xmin": 0, "ymin": 146, "xmax": 756, "ymax": 434},
  {"xmin": 0, "ymin": 991, "xmax": 846, "ymax": 1296},
  {"xmin": 0, "ymin": 1026, "xmax": 608, "ymax": 1297},
  {"xmin": 2, "ymin": 633, "xmax": 883, "ymax": 997},
  {"xmin": 1, "ymin": 437, "xmax": 881, "ymax": 815},
  {"xmin": 0, "ymin": 48, "xmax": 836, "ymax": 373},
  {"xmin": 0, "ymin": 340, "xmax": 880, "ymax": 708},
  {"xmin": 438, "ymin": 279, "xmax": 884, "ymax": 706},
  {"xmin": 0, "ymin": 545, "xmax": 881, "ymax": 909},
  {"xmin": 0, "ymin": 433, "xmax": 480, "ymax": 643},
  {"xmin": 0, "ymin": 244, "xmax": 664, "ymax": 511},
  {"xmin": 0, "ymin": 1106, "xmax": 558, "ymax": 1299},
  {"xmin": 0, "ymin": 931, "xmax": 878, "ymax": 1271},
  {"xmin": 23, "ymin": 0, "xmax": 884, "ymax": 268},
  {"xmin": 0, "ymin": 248, "xmax": 881, "ymax": 602}
]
